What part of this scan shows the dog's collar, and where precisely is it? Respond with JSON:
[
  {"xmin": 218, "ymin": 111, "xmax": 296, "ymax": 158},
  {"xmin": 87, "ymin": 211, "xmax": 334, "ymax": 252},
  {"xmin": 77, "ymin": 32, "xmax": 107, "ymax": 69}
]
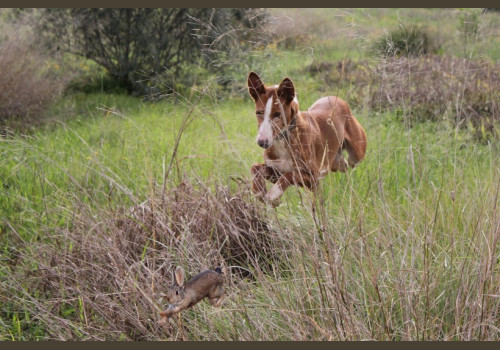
[{"xmin": 274, "ymin": 116, "xmax": 297, "ymax": 142}]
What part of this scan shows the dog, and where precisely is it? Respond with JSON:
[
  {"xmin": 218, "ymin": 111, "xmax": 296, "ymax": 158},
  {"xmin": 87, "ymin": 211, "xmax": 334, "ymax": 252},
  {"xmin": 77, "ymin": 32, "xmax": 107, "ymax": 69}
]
[{"xmin": 247, "ymin": 71, "xmax": 367, "ymax": 206}]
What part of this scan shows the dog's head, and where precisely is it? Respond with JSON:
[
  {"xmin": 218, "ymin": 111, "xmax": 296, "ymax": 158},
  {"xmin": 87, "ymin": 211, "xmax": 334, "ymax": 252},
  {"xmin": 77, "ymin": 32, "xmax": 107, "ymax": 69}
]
[{"xmin": 247, "ymin": 72, "xmax": 299, "ymax": 149}]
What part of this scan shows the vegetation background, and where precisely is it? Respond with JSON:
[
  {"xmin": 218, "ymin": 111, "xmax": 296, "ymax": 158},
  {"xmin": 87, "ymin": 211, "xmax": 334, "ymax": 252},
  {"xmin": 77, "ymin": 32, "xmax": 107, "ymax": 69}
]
[{"xmin": 0, "ymin": 8, "xmax": 499, "ymax": 340}]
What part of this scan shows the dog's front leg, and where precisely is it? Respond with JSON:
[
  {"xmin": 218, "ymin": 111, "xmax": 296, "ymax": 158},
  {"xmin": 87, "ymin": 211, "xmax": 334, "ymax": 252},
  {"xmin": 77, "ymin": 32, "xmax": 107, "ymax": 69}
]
[
  {"xmin": 264, "ymin": 170, "xmax": 316, "ymax": 207},
  {"xmin": 251, "ymin": 164, "xmax": 281, "ymax": 201}
]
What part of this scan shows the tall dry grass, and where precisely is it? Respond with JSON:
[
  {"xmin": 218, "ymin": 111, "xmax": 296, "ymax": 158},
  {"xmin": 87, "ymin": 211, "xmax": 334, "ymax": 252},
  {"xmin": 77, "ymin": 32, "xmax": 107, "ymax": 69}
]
[{"xmin": 2, "ymin": 181, "xmax": 284, "ymax": 340}]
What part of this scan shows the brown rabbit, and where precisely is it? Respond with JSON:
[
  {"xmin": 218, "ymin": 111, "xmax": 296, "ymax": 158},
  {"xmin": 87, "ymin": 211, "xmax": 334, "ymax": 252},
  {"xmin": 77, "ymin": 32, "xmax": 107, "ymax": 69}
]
[{"xmin": 158, "ymin": 266, "xmax": 224, "ymax": 324}]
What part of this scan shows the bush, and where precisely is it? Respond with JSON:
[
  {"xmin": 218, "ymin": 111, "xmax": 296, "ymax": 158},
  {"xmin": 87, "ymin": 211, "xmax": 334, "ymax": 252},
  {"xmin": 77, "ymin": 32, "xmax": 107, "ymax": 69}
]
[
  {"xmin": 190, "ymin": 9, "xmax": 271, "ymax": 96},
  {"xmin": 0, "ymin": 22, "xmax": 70, "ymax": 125},
  {"xmin": 307, "ymin": 56, "xmax": 500, "ymax": 139},
  {"xmin": 145, "ymin": 61, "xmax": 217, "ymax": 101},
  {"xmin": 372, "ymin": 24, "xmax": 439, "ymax": 57},
  {"xmin": 305, "ymin": 59, "xmax": 372, "ymax": 109},
  {"xmin": 2, "ymin": 182, "xmax": 285, "ymax": 339},
  {"xmin": 368, "ymin": 56, "xmax": 500, "ymax": 138},
  {"xmin": 36, "ymin": 9, "xmax": 268, "ymax": 96}
]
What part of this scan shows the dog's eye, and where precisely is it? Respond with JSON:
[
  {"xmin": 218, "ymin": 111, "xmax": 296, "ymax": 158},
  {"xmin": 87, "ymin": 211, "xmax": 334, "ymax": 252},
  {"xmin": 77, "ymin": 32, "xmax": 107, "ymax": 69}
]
[
  {"xmin": 273, "ymin": 112, "xmax": 281, "ymax": 118},
  {"xmin": 256, "ymin": 111, "xmax": 264, "ymax": 115}
]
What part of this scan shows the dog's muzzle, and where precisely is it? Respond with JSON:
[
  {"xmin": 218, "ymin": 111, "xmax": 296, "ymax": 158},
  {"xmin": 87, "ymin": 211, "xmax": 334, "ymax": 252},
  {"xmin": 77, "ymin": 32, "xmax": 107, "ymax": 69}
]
[{"xmin": 257, "ymin": 139, "xmax": 271, "ymax": 149}]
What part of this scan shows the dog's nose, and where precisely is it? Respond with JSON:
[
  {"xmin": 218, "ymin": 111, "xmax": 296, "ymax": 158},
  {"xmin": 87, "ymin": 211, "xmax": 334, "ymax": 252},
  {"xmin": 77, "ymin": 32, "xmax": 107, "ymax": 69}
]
[{"xmin": 257, "ymin": 139, "xmax": 271, "ymax": 149}]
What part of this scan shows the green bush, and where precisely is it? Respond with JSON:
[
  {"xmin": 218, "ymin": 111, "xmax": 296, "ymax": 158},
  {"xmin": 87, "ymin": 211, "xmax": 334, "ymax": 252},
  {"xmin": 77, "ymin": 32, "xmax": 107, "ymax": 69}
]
[
  {"xmin": 372, "ymin": 24, "xmax": 439, "ymax": 57},
  {"xmin": 36, "ymin": 9, "xmax": 268, "ymax": 96}
]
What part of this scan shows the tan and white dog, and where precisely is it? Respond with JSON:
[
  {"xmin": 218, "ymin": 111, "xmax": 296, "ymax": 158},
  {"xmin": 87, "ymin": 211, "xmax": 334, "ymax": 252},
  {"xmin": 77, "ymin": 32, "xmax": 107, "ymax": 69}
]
[{"xmin": 248, "ymin": 72, "xmax": 367, "ymax": 206}]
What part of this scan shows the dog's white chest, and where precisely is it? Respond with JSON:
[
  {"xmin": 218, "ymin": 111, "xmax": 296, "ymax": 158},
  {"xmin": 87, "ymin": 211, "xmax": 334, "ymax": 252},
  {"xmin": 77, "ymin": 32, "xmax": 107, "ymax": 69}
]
[{"xmin": 265, "ymin": 141, "xmax": 295, "ymax": 173}]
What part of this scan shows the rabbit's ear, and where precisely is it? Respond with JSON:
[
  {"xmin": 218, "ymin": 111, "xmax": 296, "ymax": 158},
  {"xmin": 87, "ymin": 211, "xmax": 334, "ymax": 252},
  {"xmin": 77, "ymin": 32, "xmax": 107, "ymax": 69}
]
[
  {"xmin": 174, "ymin": 266, "xmax": 185, "ymax": 286},
  {"xmin": 171, "ymin": 269, "xmax": 176, "ymax": 285}
]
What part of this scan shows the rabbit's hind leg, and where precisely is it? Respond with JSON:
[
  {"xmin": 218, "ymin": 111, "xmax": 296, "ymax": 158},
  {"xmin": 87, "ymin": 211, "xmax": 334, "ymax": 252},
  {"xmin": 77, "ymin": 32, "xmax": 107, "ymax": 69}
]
[
  {"xmin": 209, "ymin": 285, "xmax": 225, "ymax": 307},
  {"xmin": 209, "ymin": 295, "xmax": 224, "ymax": 307}
]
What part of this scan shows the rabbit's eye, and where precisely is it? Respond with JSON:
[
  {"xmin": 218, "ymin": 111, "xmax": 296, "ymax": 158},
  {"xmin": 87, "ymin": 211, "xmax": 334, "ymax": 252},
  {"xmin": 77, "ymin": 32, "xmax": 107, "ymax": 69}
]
[{"xmin": 176, "ymin": 291, "xmax": 179, "ymax": 295}]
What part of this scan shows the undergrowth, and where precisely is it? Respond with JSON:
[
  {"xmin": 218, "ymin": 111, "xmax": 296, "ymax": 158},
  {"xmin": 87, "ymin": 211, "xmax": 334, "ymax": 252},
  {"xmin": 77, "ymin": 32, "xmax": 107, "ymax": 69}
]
[{"xmin": 1, "ymin": 95, "xmax": 498, "ymax": 340}]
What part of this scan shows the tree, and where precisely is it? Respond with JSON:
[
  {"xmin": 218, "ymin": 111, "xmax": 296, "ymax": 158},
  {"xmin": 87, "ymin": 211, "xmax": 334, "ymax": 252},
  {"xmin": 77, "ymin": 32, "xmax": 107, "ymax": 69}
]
[{"xmin": 36, "ymin": 9, "xmax": 266, "ymax": 95}]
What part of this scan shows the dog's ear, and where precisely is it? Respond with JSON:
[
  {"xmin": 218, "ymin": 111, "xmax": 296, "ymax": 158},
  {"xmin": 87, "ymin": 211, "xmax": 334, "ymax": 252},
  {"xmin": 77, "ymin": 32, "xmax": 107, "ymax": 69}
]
[
  {"xmin": 248, "ymin": 72, "xmax": 265, "ymax": 101},
  {"xmin": 291, "ymin": 102, "xmax": 298, "ymax": 119},
  {"xmin": 174, "ymin": 266, "xmax": 185, "ymax": 287},
  {"xmin": 277, "ymin": 77, "xmax": 295, "ymax": 104}
]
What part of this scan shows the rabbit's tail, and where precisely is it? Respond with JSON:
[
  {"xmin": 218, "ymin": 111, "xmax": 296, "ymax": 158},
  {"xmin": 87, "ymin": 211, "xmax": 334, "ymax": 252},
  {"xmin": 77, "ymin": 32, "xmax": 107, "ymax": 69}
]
[{"xmin": 215, "ymin": 267, "xmax": 223, "ymax": 274}]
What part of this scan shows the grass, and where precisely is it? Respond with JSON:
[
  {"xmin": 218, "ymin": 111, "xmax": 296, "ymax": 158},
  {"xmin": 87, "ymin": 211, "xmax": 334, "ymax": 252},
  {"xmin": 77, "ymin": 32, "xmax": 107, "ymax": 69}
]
[
  {"xmin": 1, "ymin": 8, "xmax": 499, "ymax": 341},
  {"xmin": 270, "ymin": 8, "xmax": 500, "ymax": 61},
  {"xmin": 1, "ymin": 91, "xmax": 498, "ymax": 340}
]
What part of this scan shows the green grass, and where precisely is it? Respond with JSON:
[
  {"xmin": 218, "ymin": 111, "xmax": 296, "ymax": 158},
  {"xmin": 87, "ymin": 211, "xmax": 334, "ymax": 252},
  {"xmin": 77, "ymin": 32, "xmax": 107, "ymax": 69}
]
[
  {"xmin": 1, "ymin": 91, "xmax": 498, "ymax": 340},
  {"xmin": 273, "ymin": 8, "xmax": 500, "ymax": 60}
]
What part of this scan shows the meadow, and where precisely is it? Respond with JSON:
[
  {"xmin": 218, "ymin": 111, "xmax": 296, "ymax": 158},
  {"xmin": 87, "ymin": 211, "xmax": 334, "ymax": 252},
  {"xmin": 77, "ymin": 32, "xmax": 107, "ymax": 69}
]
[{"xmin": 0, "ymin": 9, "xmax": 499, "ymax": 340}]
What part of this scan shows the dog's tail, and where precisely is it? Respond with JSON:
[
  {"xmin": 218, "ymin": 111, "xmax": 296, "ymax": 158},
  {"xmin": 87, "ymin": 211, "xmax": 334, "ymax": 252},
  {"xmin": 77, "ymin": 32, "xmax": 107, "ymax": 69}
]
[{"xmin": 344, "ymin": 115, "xmax": 367, "ymax": 168}]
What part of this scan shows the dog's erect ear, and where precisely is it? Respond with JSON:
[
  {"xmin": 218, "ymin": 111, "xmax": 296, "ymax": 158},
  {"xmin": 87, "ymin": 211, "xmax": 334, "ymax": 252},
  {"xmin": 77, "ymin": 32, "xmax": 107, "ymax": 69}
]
[
  {"xmin": 174, "ymin": 266, "xmax": 185, "ymax": 287},
  {"xmin": 248, "ymin": 72, "xmax": 265, "ymax": 101},
  {"xmin": 277, "ymin": 77, "xmax": 295, "ymax": 104}
]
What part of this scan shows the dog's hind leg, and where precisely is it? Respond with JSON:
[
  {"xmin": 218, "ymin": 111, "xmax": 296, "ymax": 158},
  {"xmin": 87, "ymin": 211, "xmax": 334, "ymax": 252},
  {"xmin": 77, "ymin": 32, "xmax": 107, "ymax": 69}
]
[
  {"xmin": 331, "ymin": 148, "xmax": 348, "ymax": 172},
  {"xmin": 344, "ymin": 116, "xmax": 367, "ymax": 168}
]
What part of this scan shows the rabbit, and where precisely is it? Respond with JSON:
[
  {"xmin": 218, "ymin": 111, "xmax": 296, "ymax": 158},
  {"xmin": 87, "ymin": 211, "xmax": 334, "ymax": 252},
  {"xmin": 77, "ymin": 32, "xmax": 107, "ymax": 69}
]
[{"xmin": 158, "ymin": 265, "xmax": 224, "ymax": 325}]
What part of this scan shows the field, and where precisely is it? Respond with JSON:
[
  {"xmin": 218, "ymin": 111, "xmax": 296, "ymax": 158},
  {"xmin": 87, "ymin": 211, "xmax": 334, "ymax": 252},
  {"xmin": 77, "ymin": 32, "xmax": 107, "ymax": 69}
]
[{"xmin": 0, "ymin": 9, "xmax": 499, "ymax": 340}]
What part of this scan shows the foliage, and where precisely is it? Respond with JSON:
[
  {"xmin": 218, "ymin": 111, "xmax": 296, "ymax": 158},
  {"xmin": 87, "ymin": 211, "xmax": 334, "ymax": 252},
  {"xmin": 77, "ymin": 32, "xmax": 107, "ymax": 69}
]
[
  {"xmin": 188, "ymin": 8, "xmax": 271, "ymax": 95},
  {"xmin": 368, "ymin": 56, "xmax": 500, "ymax": 138},
  {"xmin": 35, "ymin": 9, "xmax": 267, "ymax": 96},
  {"xmin": 372, "ymin": 24, "xmax": 439, "ymax": 57}
]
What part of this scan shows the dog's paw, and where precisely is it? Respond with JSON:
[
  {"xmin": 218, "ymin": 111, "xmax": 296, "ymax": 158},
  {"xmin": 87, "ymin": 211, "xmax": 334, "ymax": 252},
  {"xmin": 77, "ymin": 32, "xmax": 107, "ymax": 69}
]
[
  {"xmin": 254, "ymin": 191, "xmax": 267, "ymax": 203},
  {"xmin": 264, "ymin": 184, "xmax": 282, "ymax": 207},
  {"xmin": 268, "ymin": 198, "xmax": 281, "ymax": 207},
  {"xmin": 264, "ymin": 194, "xmax": 281, "ymax": 207}
]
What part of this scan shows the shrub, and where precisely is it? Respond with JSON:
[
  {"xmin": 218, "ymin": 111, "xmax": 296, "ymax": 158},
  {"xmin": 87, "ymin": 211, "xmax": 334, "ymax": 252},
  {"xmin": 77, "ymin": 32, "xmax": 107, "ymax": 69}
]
[
  {"xmin": 191, "ymin": 9, "xmax": 271, "ymax": 96},
  {"xmin": 36, "ymin": 9, "xmax": 268, "ymax": 96},
  {"xmin": 0, "ymin": 22, "xmax": 70, "ymax": 126},
  {"xmin": 372, "ymin": 24, "xmax": 439, "ymax": 57},
  {"xmin": 268, "ymin": 11, "xmax": 313, "ymax": 49},
  {"xmin": 368, "ymin": 56, "xmax": 500, "ymax": 135},
  {"xmin": 120, "ymin": 182, "xmax": 279, "ymax": 273},
  {"xmin": 305, "ymin": 59, "xmax": 372, "ymax": 109},
  {"xmin": 307, "ymin": 56, "xmax": 500, "ymax": 139},
  {"xmin": 2, "ymin": 182, "xmax": 286, "ymax": 339}
]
